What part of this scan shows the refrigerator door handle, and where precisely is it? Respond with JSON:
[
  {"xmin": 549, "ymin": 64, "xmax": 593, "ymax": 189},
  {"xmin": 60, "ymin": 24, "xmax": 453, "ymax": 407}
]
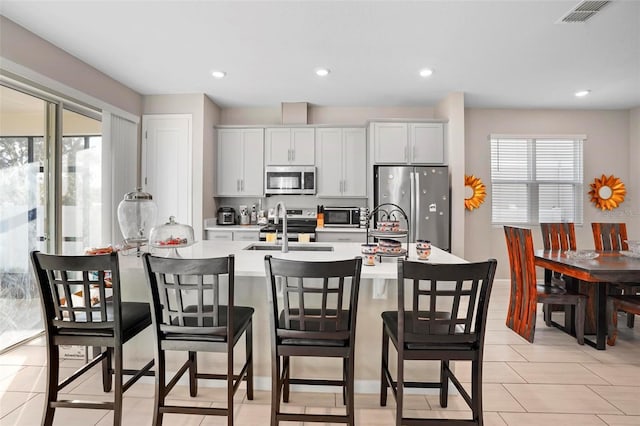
[
  {"xmin": 410, "ymin": 171, "xmax": 416, "ymax": 242},
  {"xmin": 414, "ymin": 171, "xmax": 420, "ymax": 239}
]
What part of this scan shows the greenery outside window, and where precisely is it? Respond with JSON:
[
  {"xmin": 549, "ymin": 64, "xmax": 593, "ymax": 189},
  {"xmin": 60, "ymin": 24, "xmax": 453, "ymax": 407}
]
[{"xmin": 490, "ymin": 135, "xmax": 584, "ymax": 225}]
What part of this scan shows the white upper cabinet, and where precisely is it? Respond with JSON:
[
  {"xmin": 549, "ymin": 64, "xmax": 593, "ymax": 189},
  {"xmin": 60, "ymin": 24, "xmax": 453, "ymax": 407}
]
[
  {"xmin": 265, "ymin": 127, "xmax": 315, "ymax": 165},
  {"xmin": 372, "ymin": 122, "xmax": 445, "ymax": 165},
  {"xmin": 410, "ymin": 123, "xmax": 444, "ymax": 164},
  {"xmin": 316, "ymin": 127, "xmax": 367, "ymax": 197},
  {"xmin": 373, "ymin": 122, "xmax": 408, "ymax": 163},
  {"xmin": 216, "ymin": 128, "xmax": 264, "ymax": 196}
]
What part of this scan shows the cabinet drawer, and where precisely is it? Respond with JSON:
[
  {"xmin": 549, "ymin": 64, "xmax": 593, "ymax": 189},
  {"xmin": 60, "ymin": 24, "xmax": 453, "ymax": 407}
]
[
  {"xmin": 316, "ymin": 231, "xmax": 365, "ymax": 243},
  {"xmin": 205, "ymin": 230, "xmax": 233, "ymax": 241},
  {"xmin": 233, "ymin": 231, "xmax": 259, "ymax": 241}
]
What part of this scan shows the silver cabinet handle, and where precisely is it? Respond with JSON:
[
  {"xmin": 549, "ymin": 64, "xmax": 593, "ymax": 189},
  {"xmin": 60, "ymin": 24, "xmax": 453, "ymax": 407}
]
[
  {"xmin": 343, "ymin": 180, "xmax": 346, "ymax": 193},
  {"xmin": 292, "ymin": 148, "xmax": 295, "ymax": 161}
]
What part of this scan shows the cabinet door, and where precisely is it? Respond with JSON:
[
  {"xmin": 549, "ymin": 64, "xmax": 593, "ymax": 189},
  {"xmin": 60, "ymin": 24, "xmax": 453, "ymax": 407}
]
[
  {"xmin": 233, "ymin": 230, "xmax": 260, "ymax": 241},
  {"xmin": 143, "ymin": 115, "xmax": 192, "ymax": 226},
  {"xmin": 205, "ymin": 230, "xmax": 233, "ymax": 241},
  {"xmin": 290, "ymin": 128, "xmax": 315, "ymax": 165},
  {"xmin": 373, "ymin": 123, "xmax": 408, "ymax": 163},
  {"xmin": 216, "ymin": 129, "xmax": 244, "ymax": 196},
  {"xmin": 265, "ymin": 128, "xmax": 292, "ymax": 165},
  {"xmin": 315, "ymin": 128, "xmax": 343, "ymax": 197},
  {"xmin": 316, "ymin": 231, "xmax": 366, "ymax": 243},
  {"xmin": 409, "ymin": 123, "xmax": 444, "ymax": 164},
  {"xmin": 240, "ymin": 129, "xmax": 265, "ymax": 195},
  {"xmin": 342, "ymin": 128, "xmax": 367, "ymax": 197}
]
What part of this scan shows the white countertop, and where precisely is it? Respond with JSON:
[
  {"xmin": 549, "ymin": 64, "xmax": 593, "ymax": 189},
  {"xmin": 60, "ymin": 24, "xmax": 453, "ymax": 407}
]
[{"xmin": 121, "ymin": 241, "xmax": 466, "ymax": 280}]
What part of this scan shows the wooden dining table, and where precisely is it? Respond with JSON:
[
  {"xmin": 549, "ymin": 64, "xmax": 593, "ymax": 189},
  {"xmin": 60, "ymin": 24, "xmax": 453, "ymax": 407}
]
[{"xmin": 534, "ymin": 250, "xmax": 640, "ymax": 349}]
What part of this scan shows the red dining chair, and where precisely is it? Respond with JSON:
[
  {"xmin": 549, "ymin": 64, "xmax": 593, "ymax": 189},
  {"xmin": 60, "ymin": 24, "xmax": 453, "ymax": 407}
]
[
  {"xmin": 592, "ymin": 222, "xmax": 639, "ymax": 328},
  {"xmin": 504, "ymin": 226, "xmax": 586, "ymax": 344}
]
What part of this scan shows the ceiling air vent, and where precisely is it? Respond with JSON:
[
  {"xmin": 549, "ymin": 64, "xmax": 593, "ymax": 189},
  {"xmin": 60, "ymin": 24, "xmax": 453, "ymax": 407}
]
[{"xmin": 559, "ymin": 1, "xmax": 611, "ymax": 23}]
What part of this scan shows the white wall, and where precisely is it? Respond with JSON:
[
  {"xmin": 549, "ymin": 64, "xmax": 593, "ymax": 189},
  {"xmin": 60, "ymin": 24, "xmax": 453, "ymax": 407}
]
[{"xmin": 465, "ymin": 108, "xmax": 631, "ymax": 280}]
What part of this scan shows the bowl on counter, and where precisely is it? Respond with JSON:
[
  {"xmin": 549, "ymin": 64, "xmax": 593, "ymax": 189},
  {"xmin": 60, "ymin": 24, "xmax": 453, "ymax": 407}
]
[
  {"xmin": 361, "ymin": 243, "xmax": 378, "ymax": 254},
  {"xmin": 416, "ymin": 247, "xmax": 431, "ymax": 260},
  {"xmin": 625, "ymin": 240, "xmax": 640, "ymax": 253},
  {"xmin": 378, "ymin": 221, "xmax": 400, "ymax": 232}
]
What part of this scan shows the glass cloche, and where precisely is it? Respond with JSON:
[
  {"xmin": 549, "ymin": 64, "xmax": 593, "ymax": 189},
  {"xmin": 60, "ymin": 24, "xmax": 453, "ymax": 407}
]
[
  {"xmin": 149, "ymin": 216, "xmax": 195, "ymax": 257},
  {"xmin": 117, "ymin": 188, "xmax": 157, "ymax": 254}
]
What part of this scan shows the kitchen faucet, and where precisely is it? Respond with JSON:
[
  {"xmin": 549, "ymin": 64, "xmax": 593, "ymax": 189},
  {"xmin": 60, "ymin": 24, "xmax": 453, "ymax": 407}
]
[{"xmin": 274, "ymin": 201, "xmax": 288, "ymax": 253}]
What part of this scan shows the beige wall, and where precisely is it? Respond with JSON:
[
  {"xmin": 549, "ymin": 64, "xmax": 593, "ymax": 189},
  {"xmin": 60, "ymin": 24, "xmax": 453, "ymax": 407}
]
[
  {"xmin": 629, "ymin": 107, "xmax": 640, "ymax": 238},
  {"xmin": 220, "ymin": 105, "xmax": 435, "ymax": 125},
  {"xmin": 465, "ymin": 108, "xmax": 631, "ymax": 280},
  {"xmin": 0, "ymin": 16, "xmax": 142, "ymax": 117},
  {"xmin": 142, "ymin": 94, "xmax": 223, "ymax": 239},
  {"xmin": 204, "ymin": 96, "xmax": 221, "ymax": 224},
  {"xmin": 435, "ymin": 93, "xmax": 465, "ymax": 257}
]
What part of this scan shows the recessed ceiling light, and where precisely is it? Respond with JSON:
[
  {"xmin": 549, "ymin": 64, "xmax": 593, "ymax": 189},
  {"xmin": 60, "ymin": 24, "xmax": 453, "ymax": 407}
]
[
  {"xmin": 575, "ymin": 89, "xmax": 591, "ymax": 97},
  {"xmin": 419, "ymin": 68, "xmax": 434, "ymax": 78},
  {"xmin": 211, "ymin": 70, "xmax": 226, "ymax": 79},
  {"xmin": 315, "ymin": 68, "xmax": 330, "ymax": 77}
]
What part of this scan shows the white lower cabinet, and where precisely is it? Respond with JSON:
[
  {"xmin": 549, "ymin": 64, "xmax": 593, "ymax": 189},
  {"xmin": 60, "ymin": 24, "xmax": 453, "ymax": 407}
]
[
  {"xmin": 205, "ymin": 230, "xmax": 233, "ymax": 241},
  {"xmin": 316, "ymin": 230, "xmax": 366, "ymax": 243},
  {"xmin": 316, "ymin": 127, "xmax": 366, "ymax": 197},
  {"xmin": 232, "ymin": 230, "xmax": 260, "ymax": 241},
  {"xmin": 205, "ymin": 229, "xmax": 259, "ymax": 241}
]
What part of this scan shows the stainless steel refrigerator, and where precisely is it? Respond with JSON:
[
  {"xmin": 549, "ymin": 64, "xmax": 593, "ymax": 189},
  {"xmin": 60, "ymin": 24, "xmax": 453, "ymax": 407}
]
[{"xmin": 374, "ymin": 165, "xmax": 450, "ymax": 250}]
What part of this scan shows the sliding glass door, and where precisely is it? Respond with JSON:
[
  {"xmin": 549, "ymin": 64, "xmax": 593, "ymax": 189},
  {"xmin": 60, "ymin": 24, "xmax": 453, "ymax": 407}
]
[
  {"xmin": 0, "ymin": 84, "xmax": 103, "ymax": 351},
  {"xmin": 61, "ymin": 108, "xmax": 103, "ymax": 254},
  {"xmin": 0, "ymin": 85, "xmax": 49, "ymax": 350}
]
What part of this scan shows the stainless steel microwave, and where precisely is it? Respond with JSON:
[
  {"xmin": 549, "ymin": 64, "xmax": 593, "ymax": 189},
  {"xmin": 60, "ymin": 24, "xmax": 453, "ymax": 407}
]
[
  {"xmin": 265, "ymin": 166, "xmax": 316, "ymax": 195},
  {"xmin": 324, "ymin": 207, "xmax": 361, "ymax": 228}
]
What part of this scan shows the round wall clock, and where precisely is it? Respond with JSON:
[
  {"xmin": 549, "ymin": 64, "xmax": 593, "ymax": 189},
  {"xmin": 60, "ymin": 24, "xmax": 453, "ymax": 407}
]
[
  {"xmin": 588, "ymin": 174, "xmax": 626, "ymax": 210},
  {"xmin": 464, "ymin": 174, "xmax": 486, "ymax": 211}
]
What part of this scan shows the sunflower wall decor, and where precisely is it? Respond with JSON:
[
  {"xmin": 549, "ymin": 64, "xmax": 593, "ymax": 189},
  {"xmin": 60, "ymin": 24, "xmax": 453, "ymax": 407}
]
[
  {"xmin": 464, "ymin": 174, "xmax": 486, "ymax": 211},
  {"xmin": 588, "ymin": 174, "xmax": 626, "ymax": 210}
]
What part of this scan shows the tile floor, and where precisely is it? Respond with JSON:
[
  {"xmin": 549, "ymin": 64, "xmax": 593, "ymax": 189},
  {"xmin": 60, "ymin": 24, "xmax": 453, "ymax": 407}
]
[{"xmin": 1, "ymin": 282, "xmax": 639, "ymax": 425}]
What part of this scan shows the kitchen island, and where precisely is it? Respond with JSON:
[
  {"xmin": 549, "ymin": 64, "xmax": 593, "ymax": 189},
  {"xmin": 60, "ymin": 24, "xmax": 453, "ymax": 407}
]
[{"xmin": 119, "ymin": 241, "xmax": 468, "ymax": 393}]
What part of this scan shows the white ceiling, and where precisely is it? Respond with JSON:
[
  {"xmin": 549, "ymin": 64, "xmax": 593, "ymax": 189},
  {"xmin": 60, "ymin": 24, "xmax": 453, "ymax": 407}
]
[{"xmin": 1, "ymin": 0, "xmax": 639, "ymax": 110}]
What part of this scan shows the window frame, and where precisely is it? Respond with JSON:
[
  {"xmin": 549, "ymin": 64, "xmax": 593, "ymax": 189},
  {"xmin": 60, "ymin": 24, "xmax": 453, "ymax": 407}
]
[{"xmin": 490, "ymin": 134, "xmax": 585, "ymax": 226}]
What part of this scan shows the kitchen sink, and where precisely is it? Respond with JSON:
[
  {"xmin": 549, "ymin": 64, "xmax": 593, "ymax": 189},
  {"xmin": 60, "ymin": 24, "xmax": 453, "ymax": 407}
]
[{"xmin": 243, "ymin": 243, "xmax": 334, "ymax": 252}]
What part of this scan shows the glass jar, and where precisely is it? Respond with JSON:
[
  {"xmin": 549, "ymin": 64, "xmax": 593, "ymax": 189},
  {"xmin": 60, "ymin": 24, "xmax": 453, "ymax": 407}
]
[
  {"xmin": 117, "ymin": 188, "xmax": 157, "ymax": 245},
  {"xmin": 149, "ymin": 216, "xmax": 195, "ymax": 248}
]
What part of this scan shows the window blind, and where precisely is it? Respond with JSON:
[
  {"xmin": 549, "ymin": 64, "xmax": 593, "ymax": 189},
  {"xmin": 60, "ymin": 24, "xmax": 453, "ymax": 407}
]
[
  {"xmin": 490, "ymin": 136, "xmax": 583, "ymax": 225},
  {"xmin": 102, "ymin": 112, "xmax": 139, "ymax": 243}
]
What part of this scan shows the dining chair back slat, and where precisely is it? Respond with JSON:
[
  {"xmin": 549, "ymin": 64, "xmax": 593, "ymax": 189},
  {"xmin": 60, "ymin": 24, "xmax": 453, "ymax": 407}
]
[
  {"xmin": 540, "ymin": 223, "xmax": 576, "ymax": 251},
  {"xmin": 592, "ymin": 222, "xmax": 628, "ymax": 251}
]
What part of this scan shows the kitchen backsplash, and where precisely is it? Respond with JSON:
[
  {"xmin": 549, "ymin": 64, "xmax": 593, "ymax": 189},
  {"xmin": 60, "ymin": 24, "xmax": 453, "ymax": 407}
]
[{"xmin": 211, "ymin": 196, "xmax": 368, "ymax": 224}]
